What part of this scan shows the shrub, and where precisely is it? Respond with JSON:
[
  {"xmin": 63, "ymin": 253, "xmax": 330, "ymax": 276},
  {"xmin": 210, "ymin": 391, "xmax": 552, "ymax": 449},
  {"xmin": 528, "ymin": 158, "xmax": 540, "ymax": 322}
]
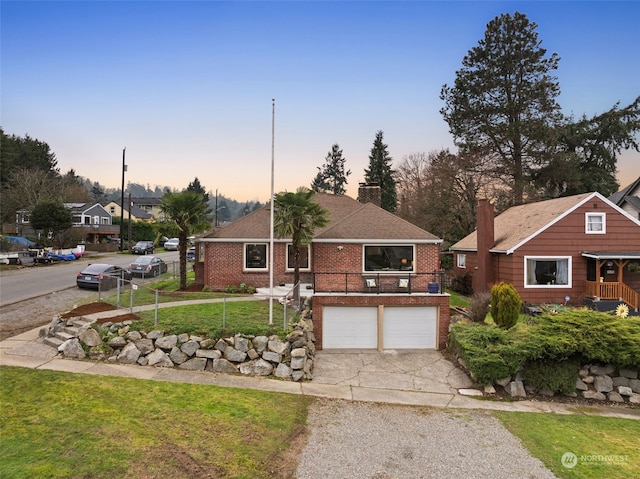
[
  {"xmin": 469, "ymin": 291, "xmax": 491, "ymax": 323},
  {"xmin": 491, "ymin": 282, "xmax": 521, "ymax": 329},
  {"xmin": 225, "ymin": 285, "xmax": 236, "ymax": 294},
  {"xmin": 522, "ymin": 358, "xmax": 580, "ymax": 394}
]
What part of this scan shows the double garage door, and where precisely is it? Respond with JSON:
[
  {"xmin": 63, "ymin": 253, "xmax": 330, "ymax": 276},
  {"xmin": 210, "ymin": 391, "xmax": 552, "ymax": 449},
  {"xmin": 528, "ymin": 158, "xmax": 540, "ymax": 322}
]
[{"xmin": 322, "ymin": 306, "xmax": 438, "ymax": 349}]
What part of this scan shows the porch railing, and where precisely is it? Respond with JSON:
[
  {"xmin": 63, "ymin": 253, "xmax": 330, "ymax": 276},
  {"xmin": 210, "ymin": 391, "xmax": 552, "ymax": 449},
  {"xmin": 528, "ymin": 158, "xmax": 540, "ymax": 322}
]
[
  {"xmin": 585, "ymin": 281, "xmax": 639, "ymax": 311},
  {"xmin": 312, "ymin": 271, "xmax": 446, "ymax": 295}
]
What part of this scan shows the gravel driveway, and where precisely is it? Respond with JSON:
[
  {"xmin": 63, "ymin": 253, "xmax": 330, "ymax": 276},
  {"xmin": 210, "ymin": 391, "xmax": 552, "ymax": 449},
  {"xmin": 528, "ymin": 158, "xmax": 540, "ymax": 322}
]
[{"xmin": 296, "ymin": 399, "xmax": 557, "ymax": 479}]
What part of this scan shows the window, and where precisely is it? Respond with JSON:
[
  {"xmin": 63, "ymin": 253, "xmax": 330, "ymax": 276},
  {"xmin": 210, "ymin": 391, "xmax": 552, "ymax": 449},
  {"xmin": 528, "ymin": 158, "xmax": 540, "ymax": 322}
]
[
  {"xmin": 101, "ymin": 217, "xmax": 109, "ymax": 225},
  {"xmin": 245, "ymin": 243, "xmax": 267, "ymax": 270},
  {"xmin": 364, "ymin": 245, "xmax": 414, "ymax": 272},
  {"xmin": 585, "ymin": 213, "xmax": 605, "ymax": 234},
  {"xmin": 525, "ymin": 256, "xmax": 571, "ymax": 287},
  {"xmin": 109, "ymin": 206, "xmax": 115, "ymax": 214},
  {"xmin": 457, "ymin": 253, "xmax": 466, "ymax": 268},
  {"xmin": 286, "ymin": 244, "xmax": 310, "ymax": 271}
]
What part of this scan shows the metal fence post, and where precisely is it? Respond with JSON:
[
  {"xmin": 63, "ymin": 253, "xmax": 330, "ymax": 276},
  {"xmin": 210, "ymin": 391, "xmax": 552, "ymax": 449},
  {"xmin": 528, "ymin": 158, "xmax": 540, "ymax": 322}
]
[
  {"xmin": 116, "ymin": 278, "xmax": 121, "ymax": 308},
  {"xmin": 283, "ymin": 297, "xmax": 287, "ymax": 331},
  {"xmin": 154, "ymin": 289, "xmax": 159, "ymax": 327},
  {"xmin": 130, "ymin": 280, "xmax": 134, "ymax": 313},
  {"xmin": 222, "ymin": 297, "xmax": 226, "ymax": 330}
]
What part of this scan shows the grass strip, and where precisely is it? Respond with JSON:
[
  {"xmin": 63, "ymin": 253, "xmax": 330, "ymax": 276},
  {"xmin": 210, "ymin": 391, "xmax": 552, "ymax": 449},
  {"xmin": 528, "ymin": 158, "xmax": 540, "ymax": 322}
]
[
  {"xmin": 494, "ymin": 411, "xmax": 640, "ymax": 479},
  {"xmin": 0, "ymin": 366, "xmax": 311, "ymax": 479}
]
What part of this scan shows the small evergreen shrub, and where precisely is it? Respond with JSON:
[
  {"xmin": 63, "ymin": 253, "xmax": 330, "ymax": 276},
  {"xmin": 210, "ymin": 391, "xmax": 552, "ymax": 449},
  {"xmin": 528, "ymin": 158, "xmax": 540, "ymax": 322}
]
[
  {"xmin": 469, "ymin": 291, "xmax": 491, "ymax": 323},
  {"xmin": 522, "ymin": 357, "xmax": 580, "ymax": 394},
  {"xmin": 225, "ymin": 285, "xmax": 237, "ymax": 294},
  {"xmin": 491, "ymin": 282, "xmax": 521, "ymax": 329}
]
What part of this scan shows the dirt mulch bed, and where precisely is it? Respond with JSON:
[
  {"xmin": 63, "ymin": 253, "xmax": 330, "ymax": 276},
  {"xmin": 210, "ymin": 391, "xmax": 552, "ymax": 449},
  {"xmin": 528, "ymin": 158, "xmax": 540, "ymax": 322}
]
[{"xmin": 60, "ymin": 302, "xmax": 140, "ymax": 324}]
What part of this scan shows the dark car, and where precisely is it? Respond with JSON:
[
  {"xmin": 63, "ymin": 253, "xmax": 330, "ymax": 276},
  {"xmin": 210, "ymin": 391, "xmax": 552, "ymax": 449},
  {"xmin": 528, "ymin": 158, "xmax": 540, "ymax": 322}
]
[
  {"xmin": 186, "ymin": 246, "xmax": 196, "ymax": 262},
  {"xmin": 76, "ymin": 263, "xmax": 132, "ymax": 290},
  {"xmin": 131, "ymin": 240, "xmax": 155, "ymax": 255},
  {"xmin": 128, "ymin": 256, "xmax": 168, "ymax": 277}
]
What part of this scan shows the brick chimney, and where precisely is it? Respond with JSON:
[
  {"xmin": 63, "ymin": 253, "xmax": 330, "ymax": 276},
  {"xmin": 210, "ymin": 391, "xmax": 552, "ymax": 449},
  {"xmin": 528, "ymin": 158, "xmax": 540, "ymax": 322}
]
[
  {"xmin": 475, "ymin": 199, "xmax": 495, "ymax": 293},
  {"xmin": 358, "ymin": 182, "xmax": 382, "ymax": 207}
]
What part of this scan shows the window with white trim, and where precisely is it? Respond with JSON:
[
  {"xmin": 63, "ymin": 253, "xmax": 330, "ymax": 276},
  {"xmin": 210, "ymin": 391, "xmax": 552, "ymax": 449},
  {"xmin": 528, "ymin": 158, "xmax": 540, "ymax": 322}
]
[
  {"xmin": 364, "ymin": 245, "xmax": 414, "ymax": 272},
  {"xmin": 585, "ymin": 212, "xmax": 605, "ymax": 234},
  {"xmin": 244, "ymin": 243, "xmax": 267, "ymax": 270},
  {"xmin": 286, "ymin": 244, "xmax": 310, "ymax": 271},
  {"xmin": 457, "ymin": 253, "xmax": 466, "ymax": 268},
  {"xmin": 525, "ymin": 256, "xmax": 572, "ymax": 287}
]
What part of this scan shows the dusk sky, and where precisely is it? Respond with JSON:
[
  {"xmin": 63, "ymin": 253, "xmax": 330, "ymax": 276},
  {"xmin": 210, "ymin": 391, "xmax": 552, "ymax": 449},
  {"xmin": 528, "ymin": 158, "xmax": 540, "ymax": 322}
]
[{"xmin": 2, "ymin": 1, "xmax": 638, "ymax": 202}]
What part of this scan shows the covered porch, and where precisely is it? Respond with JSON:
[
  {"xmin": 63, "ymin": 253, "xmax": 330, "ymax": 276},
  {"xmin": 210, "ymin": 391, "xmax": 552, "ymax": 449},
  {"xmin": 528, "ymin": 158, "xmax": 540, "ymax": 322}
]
[{"xmin": 583, "ymin": 252, "xmax": 640, "ymax": 312}]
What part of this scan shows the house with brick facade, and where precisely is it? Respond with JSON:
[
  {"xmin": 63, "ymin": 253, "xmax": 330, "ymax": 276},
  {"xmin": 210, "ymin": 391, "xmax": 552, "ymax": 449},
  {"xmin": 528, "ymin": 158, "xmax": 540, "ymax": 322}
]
[
  {"xmin": 194, "ymin": 187, "xmax": 450, "ymax": 350},
  {"xmin": 450, "ymin": 192, "xmax": 640, "ymax": 314}
]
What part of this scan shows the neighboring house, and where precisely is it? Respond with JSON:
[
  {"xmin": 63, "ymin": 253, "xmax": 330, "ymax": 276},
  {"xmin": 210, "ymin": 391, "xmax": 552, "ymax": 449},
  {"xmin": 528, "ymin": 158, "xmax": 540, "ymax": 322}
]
[
  {"xmin": 104, "ymin": 200, "xmax": 154, "ymax": 222},
  {"xmin": 64, "ymin": 202, "xmax": 119, "ymax": 243},
  {"xmin": 609, "ymin": 176, "xmax": 640, "ymax": 221},
  {"xmin": 451, "ymin": 192, "xmax": 640, "ymax": 314},
  {"xmin": 195, "ymin": 186, "xmax": 450, "ymax": 350},
  {"xmin": 131, "ymin": 197, "xmax": 164, "ymax": 220}
]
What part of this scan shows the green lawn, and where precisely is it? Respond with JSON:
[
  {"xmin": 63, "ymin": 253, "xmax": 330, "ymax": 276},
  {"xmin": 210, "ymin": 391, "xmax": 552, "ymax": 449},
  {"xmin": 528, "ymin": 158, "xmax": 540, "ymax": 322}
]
[
  {"xmin": 133, "ymin": 300, "xmax": 298, "ymax": 338},
  {"xmin": 0, "ymin": 367, "xmax": 310, "ymax": 479},
  {"xmin": 494, "ymin": 411, "xmax": 640, "ymax": 479}
]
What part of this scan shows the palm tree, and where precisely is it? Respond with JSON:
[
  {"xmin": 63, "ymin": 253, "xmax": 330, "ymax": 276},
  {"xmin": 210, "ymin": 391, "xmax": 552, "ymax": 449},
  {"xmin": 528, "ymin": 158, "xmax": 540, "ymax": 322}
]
[
  {"xmin": 160, "ymin": 190, "xmax": 210, "ymax": 290},
  {"xmin": 274, "ymin": 187, "xmax": 329, "ymax": 305}
]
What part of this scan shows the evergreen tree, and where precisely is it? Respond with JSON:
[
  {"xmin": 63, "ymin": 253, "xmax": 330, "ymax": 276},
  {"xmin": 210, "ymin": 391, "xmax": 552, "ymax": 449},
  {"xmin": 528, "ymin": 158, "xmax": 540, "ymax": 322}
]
[
  {"xmin": 440, "ymin": 12, "xmax": 563, "ymax": 206},
  {"xmin": 364, "ymin": 131, "xmax": 397, "ymax": 212},
  {"xmin": 311, "ymin": 143, "xmax": 351, "ymax": 195}
]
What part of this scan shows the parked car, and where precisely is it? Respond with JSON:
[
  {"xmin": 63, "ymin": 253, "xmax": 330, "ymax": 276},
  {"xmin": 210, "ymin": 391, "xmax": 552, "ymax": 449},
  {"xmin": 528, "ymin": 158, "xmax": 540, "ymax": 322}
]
[
  {"xmin": 131, "ymin": 240, "xmax": 155, "ymax": 255},
  {"xmin": 158, "ymin": 236, "xmax": 169, "ymax": 247},
  {"xmin": 164, "ymin": 238, "xmax": 179, "ymax": 251},
  {"xmin": 128, "ymin": 256, "xmax": 168, "ymax": 277},
  {"xmin": 76, "ymin": 263, "xmax": 132, "ymax": 290},
  {"xmin": 186, "ymin": 246, "xmax": 196, "ymax": 261}
]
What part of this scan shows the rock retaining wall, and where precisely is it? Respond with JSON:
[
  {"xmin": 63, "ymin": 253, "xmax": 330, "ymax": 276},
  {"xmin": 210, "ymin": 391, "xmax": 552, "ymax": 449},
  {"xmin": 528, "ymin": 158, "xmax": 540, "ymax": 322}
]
[
  {"xmin": 43, "ymin": 315, "xmax": 316, "ymax": 381},
  {"xmin": 479, "ymin": 362, "xmax": 640, "ymax": 404}
]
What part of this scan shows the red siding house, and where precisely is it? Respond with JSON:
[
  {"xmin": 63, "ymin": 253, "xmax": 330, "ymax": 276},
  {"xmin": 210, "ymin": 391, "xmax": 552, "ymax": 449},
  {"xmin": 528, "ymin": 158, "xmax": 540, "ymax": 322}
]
[
  {"xmin": 194, "ymin": 189, "xmax": 450, "ymax": 350},
  {"xmin": 450, "ymin": 192, "xmax": 640, "ymax": 314}
]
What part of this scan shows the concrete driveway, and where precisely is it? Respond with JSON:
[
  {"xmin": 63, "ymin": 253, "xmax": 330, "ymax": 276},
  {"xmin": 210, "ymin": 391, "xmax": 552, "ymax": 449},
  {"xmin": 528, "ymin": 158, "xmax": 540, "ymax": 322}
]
[{"xmin": 312, "ymin": 349, "xmax": 475, "ymax": 394}]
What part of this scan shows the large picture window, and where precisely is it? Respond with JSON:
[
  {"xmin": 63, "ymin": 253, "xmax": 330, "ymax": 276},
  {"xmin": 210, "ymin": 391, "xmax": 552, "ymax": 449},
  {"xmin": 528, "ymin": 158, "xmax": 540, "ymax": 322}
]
[
  {"xmin": 525, "ymin": 256, "xmax": 571, "ymax": 287},
  {"xmin": 286, "ymin": 244, "xmax": 310, "ymax": 271},
  {"xmin": 245, "ymin": 243, "xmax": 267, "ymax": 270},
  {"xmin": 364, "ymin": 245, "xmax": 414, "ymax": 272}
]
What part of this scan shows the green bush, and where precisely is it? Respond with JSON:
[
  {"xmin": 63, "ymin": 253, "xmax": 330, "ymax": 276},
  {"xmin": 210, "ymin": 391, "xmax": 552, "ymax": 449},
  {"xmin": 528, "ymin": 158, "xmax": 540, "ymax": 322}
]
[
  {"xmin": 448, "ymin": 309, "xmax": 640, "ymax": 384},
  {"xmin": 522, "ymin": 358, "xmax": 580, "ymax": 394},
  {"xmin": 490, "ymin": 282, "xmax": 521, "ymax": 329}
]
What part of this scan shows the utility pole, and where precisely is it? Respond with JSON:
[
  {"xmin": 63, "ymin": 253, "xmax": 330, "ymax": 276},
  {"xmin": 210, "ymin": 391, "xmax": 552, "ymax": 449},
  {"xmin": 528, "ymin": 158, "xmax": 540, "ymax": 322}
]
[{"xmin": 119, "ymin": 148, "xmax": 126, "ymax": 251}]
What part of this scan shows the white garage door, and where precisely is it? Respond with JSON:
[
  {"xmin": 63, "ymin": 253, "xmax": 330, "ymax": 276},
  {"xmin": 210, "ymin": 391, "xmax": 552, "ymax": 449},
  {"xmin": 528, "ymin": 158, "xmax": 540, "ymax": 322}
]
[
  {"xmin": 383, "ymin": 306, "xmax": 437, "ymax": 349},
  {"xmin": 323, "ymin": 306, "xmax": 378, "ymax": 349}
]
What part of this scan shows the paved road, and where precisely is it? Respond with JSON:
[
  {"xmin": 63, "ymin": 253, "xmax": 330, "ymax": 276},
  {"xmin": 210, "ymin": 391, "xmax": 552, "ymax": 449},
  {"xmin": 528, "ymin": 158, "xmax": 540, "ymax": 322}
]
[{"xmin": 0, "ymin": 250, "xmax": 179, "ymax": 306}]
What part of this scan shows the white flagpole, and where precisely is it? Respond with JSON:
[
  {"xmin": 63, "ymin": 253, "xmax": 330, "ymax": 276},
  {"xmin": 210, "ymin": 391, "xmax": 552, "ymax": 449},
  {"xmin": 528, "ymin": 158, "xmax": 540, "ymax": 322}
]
[{"xmin": 269, "ymin": 99, "xmax": 275, "ymax": 326}]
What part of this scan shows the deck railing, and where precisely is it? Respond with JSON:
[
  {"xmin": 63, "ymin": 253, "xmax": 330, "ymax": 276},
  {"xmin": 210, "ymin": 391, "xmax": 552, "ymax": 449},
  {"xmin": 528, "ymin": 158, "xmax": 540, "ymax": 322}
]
[
  {"xmin": 312, "ymin": 271, "xmax": 446, "ymax": 295},
  {"xmin": 585, "ymin": 281, "xmax": 639, "ymax": 310}
]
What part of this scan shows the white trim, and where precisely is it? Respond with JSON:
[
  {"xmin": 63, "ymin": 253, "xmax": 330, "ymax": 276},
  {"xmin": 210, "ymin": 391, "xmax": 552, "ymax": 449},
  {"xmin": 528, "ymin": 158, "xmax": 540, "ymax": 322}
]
[
  {"xmin": 285, "ymin": 243, "xmax": 311, "ymax": 271},
  {"xmin": 456, "ymin": 253, "xmax": 466, "ymax": 268},
  {"xmin": 316, "ymin": 238, "xmax": 442, "ymax": 244},
  {"xmin": 585, "ymin": 212, "xmax": 606, "ymax": 234},
  {"xmin": 524, "ymin": 255, "xmax": 572, "ymax": 288},
  {"xmin": 243, "ymin": 242, "xmax": 269, "ymax": 271}
]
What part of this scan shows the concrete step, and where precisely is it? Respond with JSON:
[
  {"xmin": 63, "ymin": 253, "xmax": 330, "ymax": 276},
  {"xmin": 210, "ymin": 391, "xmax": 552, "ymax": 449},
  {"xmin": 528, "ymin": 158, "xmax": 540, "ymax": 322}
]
[
  {"xmin": 43, "ymin": 336, "xmax": 64, "ymax": 348},
  {"xmin": 55, "ymin": 331, "xmax": 75, "ymax": 342},
  {"xmin": 69, "ymin": 317, "xmax": 96, "ymax": 328},
  {"xmin": 62, "ymin": 326, "xmax": 80, "ymax": 337}
]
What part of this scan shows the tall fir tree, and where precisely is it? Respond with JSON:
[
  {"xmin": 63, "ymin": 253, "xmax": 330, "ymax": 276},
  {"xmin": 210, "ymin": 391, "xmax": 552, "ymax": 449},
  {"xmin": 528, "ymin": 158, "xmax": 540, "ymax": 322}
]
[
  {"xmin": 364, "ymin": 131, "xmax": 397, "ymax": 212},
  {"xmin": 440, "ymin": 12, "xmax": 563, "ymax": 206},
  {"xmin": 311, "ymin": 143, "xmax": 351, "ymax": 195}
]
